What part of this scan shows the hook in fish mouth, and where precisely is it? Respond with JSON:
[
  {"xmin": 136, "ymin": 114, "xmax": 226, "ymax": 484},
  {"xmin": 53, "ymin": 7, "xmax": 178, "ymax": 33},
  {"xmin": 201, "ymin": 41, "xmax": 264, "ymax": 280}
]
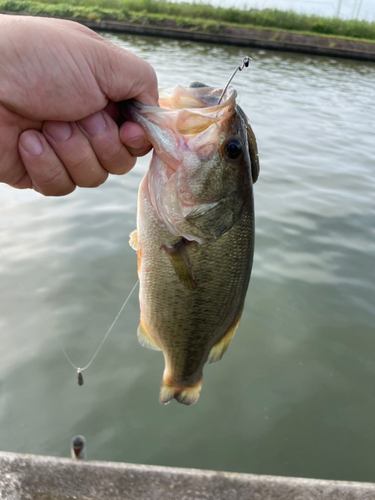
[{"xmin": 218, "ymin": 56, "xmax": 252, "ymax": 105}]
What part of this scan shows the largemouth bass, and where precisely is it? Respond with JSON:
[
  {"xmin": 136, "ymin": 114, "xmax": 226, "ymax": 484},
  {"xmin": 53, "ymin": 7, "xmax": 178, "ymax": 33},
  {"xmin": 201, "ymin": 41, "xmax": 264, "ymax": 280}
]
[{"xmin": 127, "ymin": 83, "xmax": 259, "ymax": 405}]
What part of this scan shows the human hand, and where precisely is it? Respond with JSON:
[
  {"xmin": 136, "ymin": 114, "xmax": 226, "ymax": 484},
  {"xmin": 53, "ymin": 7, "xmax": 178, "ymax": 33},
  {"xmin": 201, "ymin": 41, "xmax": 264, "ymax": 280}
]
[{"xmin": 0, "ymin": 15, "xmax": 158, "ymax": 196}]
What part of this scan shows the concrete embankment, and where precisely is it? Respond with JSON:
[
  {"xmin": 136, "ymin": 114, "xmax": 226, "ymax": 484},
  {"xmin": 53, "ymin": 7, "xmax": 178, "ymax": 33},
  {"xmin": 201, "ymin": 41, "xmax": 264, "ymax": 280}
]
[
  {"xmin": 1, "ymin": 451, "xmax": 375, "ymax": 499},
  {"xmin": 2, "ymin": 11, "xmax": 375, "ymax": 62},
  {"xmin": 81, "ymin": 19, "xmax": 375, "ymax": 62}
]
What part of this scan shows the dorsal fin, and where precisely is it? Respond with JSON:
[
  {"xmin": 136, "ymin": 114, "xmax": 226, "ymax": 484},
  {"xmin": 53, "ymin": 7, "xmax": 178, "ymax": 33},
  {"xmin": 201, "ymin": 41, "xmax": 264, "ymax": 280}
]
[
  {"xmin": 236, "ymin": 105, "xmax": 260, "ymax": 184},
  {"xmin": 247, "ymin": 122, "xmax": 260, "ymax": 184}
]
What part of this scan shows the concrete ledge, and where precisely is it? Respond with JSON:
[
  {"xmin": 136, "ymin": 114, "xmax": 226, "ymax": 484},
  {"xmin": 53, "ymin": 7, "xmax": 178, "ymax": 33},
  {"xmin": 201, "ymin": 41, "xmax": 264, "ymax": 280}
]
[{"xmin": 1, "ymin": 451, "xmax": 375, "ymax": 499}]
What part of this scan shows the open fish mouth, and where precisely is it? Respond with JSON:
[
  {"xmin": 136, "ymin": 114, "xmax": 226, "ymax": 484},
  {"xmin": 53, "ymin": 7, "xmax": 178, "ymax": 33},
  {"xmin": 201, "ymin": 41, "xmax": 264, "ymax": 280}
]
[{"xmin": 127, "ymin": 84, "xmax": 237, "ymax": 164}]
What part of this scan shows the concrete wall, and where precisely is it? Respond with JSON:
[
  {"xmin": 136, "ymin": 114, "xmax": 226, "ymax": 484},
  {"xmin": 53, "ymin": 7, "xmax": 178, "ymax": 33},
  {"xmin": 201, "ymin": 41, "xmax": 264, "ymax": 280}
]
[
  {"xmin": 81, "ymin": 20, "xmax": 375, "ymax": 62},
  {"xmin": 1, "ymin": 451, "xmax": 375, "ymax": 500}
]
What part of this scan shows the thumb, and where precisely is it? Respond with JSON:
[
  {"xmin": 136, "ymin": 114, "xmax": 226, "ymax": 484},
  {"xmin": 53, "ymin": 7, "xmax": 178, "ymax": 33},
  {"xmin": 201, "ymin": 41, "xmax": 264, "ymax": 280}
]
[{"xmin": 93, "ymin": 38, "xmax": 159, "ymax": 106}]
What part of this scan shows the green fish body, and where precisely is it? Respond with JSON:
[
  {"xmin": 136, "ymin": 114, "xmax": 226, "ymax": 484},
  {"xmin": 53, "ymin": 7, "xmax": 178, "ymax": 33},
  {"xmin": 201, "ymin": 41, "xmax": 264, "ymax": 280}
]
[{"xmin": 128, "ymin": 84, "xmax": 259, "ymax": 405}]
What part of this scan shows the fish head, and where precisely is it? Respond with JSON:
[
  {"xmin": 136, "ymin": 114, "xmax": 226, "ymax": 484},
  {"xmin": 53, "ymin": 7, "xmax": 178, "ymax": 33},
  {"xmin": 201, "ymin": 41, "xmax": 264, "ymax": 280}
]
[{"xmin": 126, "ymin": 84, "xmax": 259, "ymax": 243}]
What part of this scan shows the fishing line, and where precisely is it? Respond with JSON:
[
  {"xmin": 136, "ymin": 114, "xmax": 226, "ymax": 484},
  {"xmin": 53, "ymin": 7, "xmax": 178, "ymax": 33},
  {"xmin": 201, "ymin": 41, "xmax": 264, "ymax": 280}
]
[
  {"xmin": 58, "ymin": 279, "xmax": 139, "ymax": 385},
  {"xmin": 238, "ymin": 61, "xmax": 249, "ymax": 106}
]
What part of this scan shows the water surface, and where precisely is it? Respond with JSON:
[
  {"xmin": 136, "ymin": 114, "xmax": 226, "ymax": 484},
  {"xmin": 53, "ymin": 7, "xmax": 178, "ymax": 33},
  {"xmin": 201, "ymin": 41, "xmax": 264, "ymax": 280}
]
[{"xmin": 0, "ymin": 35, "xmax": 374, "ymax": 483}]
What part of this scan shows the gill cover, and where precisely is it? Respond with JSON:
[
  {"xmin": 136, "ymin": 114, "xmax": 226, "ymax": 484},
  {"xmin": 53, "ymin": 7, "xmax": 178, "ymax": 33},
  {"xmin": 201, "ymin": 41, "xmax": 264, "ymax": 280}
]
[{"xmin": 127, "ymin": 85, "xmax": 259, "ymax": 243}]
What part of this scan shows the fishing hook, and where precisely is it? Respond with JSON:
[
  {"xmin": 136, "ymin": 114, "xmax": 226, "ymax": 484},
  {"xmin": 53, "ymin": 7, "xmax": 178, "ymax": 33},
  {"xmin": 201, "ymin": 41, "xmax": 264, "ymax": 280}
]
[{"xmin": 217, "ymin": 56, "xmax": 252, "ymax": 105}]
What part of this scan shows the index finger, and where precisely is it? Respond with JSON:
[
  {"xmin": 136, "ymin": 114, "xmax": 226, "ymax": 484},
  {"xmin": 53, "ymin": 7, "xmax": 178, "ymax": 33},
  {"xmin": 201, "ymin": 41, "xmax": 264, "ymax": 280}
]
[{"xmin": 94, "ymin": 41, "xmax": 159, "ymax": 106}]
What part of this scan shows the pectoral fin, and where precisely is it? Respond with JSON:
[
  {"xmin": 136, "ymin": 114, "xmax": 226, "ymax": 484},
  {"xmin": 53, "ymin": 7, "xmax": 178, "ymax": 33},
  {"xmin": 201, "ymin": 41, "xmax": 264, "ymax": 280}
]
[
  {"xmin": 162, "ymin": 239, "xmax": 198, "ymax": 290},
  {"xmin": 129, "ymin": 229, "xmax": 138, "ymax": 251},
  {"xmin": 137, "ymin": 320, "xmax": 160, "ymax": 351},
  {"xmin": 207, "ymin": 309, "xmax": 243, "ymax": 364}
]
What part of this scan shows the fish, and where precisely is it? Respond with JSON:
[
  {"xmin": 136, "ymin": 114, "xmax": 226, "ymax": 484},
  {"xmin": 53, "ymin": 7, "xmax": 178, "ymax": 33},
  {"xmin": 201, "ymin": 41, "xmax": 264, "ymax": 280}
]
[{"xmin": 127, "ymin": 82, "xmax": 259, "ymax": 405}]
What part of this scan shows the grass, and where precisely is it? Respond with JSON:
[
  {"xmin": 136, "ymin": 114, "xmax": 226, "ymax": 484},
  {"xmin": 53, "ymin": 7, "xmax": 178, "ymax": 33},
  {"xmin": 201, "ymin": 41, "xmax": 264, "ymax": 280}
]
[
  {"xmin": 1, "ymin": 0, "xmax": 375, "ymax": 41},
  {"xmin": 0, "ymin": 0, "xmax": 224, "ymax": 31}
]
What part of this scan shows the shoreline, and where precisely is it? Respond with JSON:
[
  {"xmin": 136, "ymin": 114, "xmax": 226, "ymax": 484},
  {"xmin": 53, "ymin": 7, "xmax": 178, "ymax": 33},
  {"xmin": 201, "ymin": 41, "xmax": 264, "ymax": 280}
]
[{"xmin": 2, "ymin": 11, "xmax": 375, "ymax": 62}]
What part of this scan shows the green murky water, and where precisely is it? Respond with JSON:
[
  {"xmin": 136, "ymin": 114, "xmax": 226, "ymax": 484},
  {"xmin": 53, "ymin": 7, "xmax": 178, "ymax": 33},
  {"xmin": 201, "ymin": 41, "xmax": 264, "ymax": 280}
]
[{"xmin": 0, "ymin": 34, "xmax": 374, "ymax": 482}]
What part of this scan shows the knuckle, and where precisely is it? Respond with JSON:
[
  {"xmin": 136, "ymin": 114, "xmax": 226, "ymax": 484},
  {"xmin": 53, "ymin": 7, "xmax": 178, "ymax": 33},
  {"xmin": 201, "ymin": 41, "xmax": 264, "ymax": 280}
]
[
  {"xmin": 0, "ymin": 141, "xmax": 25, "ymax": 186},
  {"xmin": 97, "ymin": 142, "xmax": 123, "ymax": 164},
  {"xmin": 79, "ymin": 172, "xmax": 108, "ymax": 189},
  {"xmin": 107, "ymin": 154, "xmax": 136, "ymax": 175},
  {"xmin": 70, "ymin": 152, "xmax": 95, "ymax": 172},
  {"xmin": 31, "ymin": 164, "xmax": 74, "ymax": 196},
  {"xmin": 64, "ymin": 151, "xmax": 108, "ymax": 188},
  {"xmin": 128, "ymin": 144, "xmax": 152, "ymax": 158},
  {"xmin": 34, "ymin": 164, "xmax": 65, "ymax": 188},
  {"xmin": 97, "ymin": 144, "xmax": 136, "ymax": 174},
  {"xmin": 148, "ymin": 65, "xmax": 158, "ymax": 87}
]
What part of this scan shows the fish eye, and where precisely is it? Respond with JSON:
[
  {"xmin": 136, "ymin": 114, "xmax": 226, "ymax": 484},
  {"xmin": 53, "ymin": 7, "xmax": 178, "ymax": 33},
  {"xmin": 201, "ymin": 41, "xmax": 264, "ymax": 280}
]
[{"xmin": 224, "ymin": 139, "xmax": 242, "ymax": 160}]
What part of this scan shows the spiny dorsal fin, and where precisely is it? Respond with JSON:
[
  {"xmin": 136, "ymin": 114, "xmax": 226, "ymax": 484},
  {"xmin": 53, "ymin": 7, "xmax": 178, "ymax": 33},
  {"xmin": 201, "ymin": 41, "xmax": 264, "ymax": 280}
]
[
  {"xmin": 236, "ymin": 105, "xmax": 260, "ymax": 184},
  {"xmin": 247, "ymin": 122, "xmax": 260, "ymax": 184},
  {"xmin": 207, "ymin": 309, "xmax": 243, "ymax": 364}
]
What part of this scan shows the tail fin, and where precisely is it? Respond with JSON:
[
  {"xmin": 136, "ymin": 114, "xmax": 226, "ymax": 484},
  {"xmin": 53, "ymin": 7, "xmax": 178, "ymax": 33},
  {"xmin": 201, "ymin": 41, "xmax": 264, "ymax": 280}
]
[{"xmin": 159, "ymin": 378, "xmax": 202, "ymax": 406}]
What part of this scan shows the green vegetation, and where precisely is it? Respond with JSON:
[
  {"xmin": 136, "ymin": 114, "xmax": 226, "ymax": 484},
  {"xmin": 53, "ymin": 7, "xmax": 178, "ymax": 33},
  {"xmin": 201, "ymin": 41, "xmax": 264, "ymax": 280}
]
[
  {"xmin": 0, "ymin": 0, "xmax": 224, "ymax": 31},
  {"xmin": 1, "ymin": 0, "xmax": 375, "ymax": 41}
]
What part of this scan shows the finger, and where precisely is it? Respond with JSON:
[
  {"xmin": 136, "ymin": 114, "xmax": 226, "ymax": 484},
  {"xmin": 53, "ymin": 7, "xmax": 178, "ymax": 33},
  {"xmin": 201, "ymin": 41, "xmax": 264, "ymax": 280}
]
[
  {"xmin": 43, "ymin": 121, "xmax": 108, "ymax": 188},
  {"xmin": 0, "ymin": 125, "xmax": 28, "ymax": 187},
  {"xmin": 95, "ymin": 42, "xmax": 159, "ymax": 106},
  {"xmin": 0, "ymin": 108, "xmax": 42, "ymax": 188},
  {"xmin": 11, "ymin": 171, "xmax": 33, "ymax": 190},
  {"xmin": 18, "ymin": 130, "xmax": 76, "ymax": 196},
  {"xmin": 78, "ymin": 110, "xmax": 142, "ymax": 175},
  {"xmin": 104, "ymin": 101, "xmax": 121, "ymax": 124},
  {"xmin": 120, "ymin": 121, "xmax": 153, "ymax": 157}
]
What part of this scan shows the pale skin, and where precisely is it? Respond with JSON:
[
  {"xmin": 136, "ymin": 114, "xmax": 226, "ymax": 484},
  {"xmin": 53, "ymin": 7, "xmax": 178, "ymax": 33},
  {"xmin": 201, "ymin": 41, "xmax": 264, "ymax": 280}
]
[{"xmin": 0, "ymin": 14, "xmax": 158, "ymax": 196}]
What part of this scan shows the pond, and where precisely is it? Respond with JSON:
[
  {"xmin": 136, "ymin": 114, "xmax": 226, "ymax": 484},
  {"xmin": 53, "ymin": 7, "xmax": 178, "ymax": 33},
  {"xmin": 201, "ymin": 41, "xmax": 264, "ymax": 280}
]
[{"xmin": 0, "ymin": 33, "xmax": 374, "ymax": 483}]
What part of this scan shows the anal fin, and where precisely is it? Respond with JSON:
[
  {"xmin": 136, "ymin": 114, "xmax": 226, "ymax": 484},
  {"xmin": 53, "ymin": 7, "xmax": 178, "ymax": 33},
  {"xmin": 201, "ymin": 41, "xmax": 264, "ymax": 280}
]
[
  {"xmin": 137, "ymin": 320, "xmax": 160, "ymax": 351},
  {"xmin": 162, "ymin": 239, "xmax": 198, "ymax": 290},
  {"xmin": 207, "ymin": 309, "xmax": 243, "ymax": 364},
  {"xmin": 129, "ymin": 229, "xmax": 138, "ymax": 251},
  {"xmin": 159, "ymin": 379, "xmax": 202, "ymax": 406}
]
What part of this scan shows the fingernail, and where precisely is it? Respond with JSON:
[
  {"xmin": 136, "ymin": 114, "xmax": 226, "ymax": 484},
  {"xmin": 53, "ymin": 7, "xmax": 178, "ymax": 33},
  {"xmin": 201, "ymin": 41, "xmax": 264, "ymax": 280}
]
[
  {"xmin": 79, "ymin": 112, "xmax": 107, "ymax": 136},
  {"xmin": 126, "ymin": 136, "xmax": 146, "ymax": 149},
  {"xmin": 20, "ymin": 132, "xmax": 43, "ymax": 156},
  {"xmin": 44, "ymin": 121, "xmax": 72, "ymax": 142}
]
